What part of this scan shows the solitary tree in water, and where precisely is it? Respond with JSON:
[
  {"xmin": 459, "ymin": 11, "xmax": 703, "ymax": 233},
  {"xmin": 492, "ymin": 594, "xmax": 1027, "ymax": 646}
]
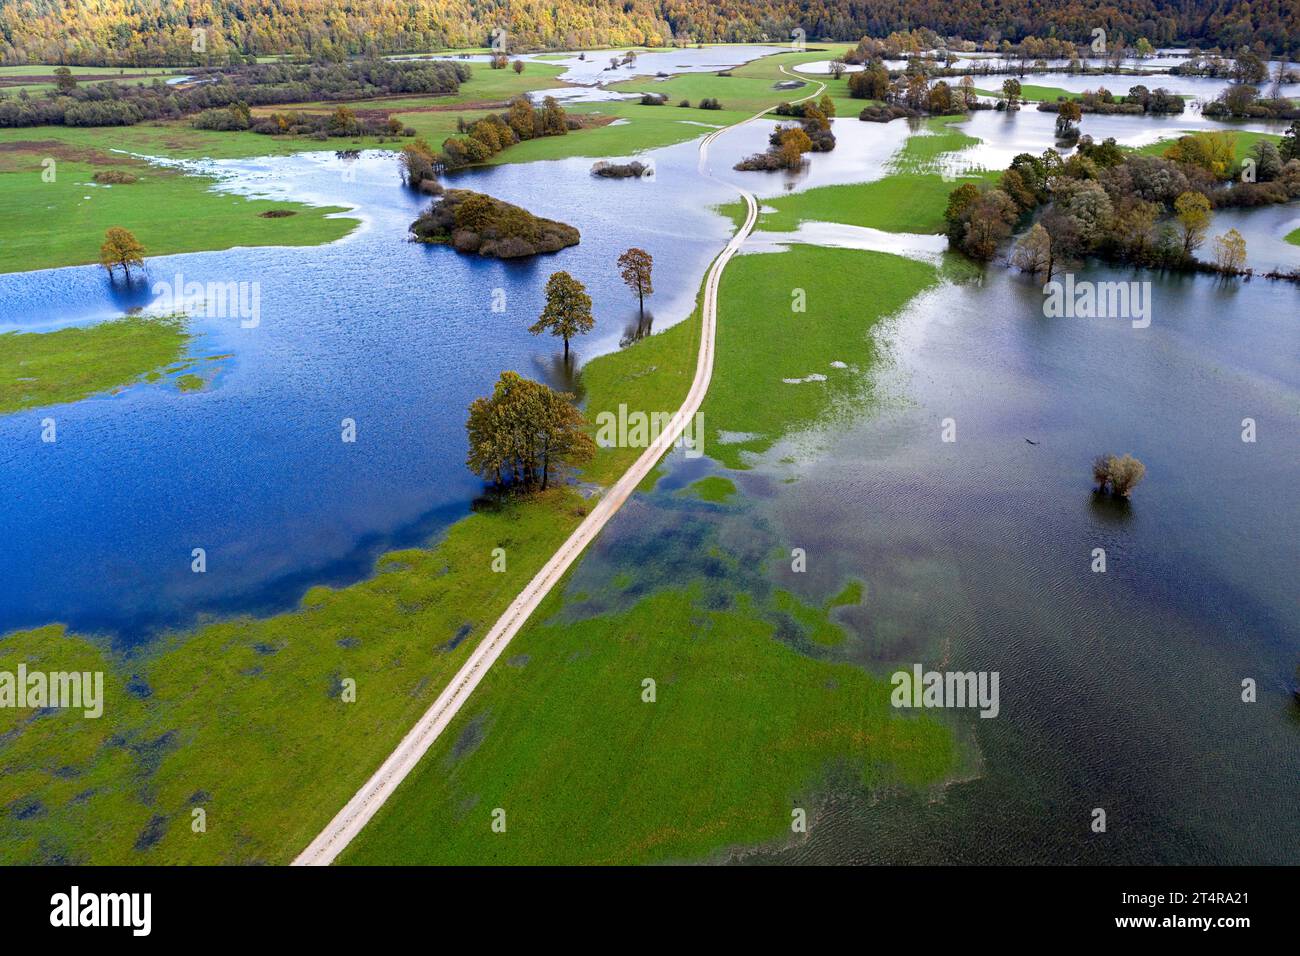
[
  {"xmin": 530, "ymin": 271, "xmax": 594, "ymax": 360},
  {"xmin": 617, "ymin": 248, "xmax": 654, "ymax": 319},
  {"xmin": 99, "ymin": 227, "xmax": 145, "ymax": 279}
]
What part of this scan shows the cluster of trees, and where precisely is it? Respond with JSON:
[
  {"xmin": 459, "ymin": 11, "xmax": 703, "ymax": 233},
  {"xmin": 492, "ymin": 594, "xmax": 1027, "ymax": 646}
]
[
  {"xmin": 7, "ymin": 0, "xmax": 1299, "ymax": 67},
  {"xmin": 858, "ymin": 70, "xmax": 980, "ymax": 120},
  {"xmin": 736, "ymin": 96, "xmax": 836, "ymax": 170},
  {"xmin": 466, "ymin": 371, "xmax": 594, "ymax": 492},
  {"xmin": 1204, "ymin": 77, "xmax": 1300, "ymax": 120},
  {"xmin": 410, "ymin": 189, "xmax": 580, "ymax": 258},
  {"xmin": 191, "ymin": 101, "xmax": 415, "ymax": 141},
  {"xmin": 947, "ymin": 131, "xmax": 1300, "ymax": 277},
  {"xmin": 1035, "ymin": 85, "xmax": 1186, "ymax": 119},
  {"xmin": 440, "ymin": 95, "xmax": 569, "ymax": 169},
  {"xmin": 847, "ymin": 61, "xmax": 891, "ymax": 99},
  {"xmin": 466, "ymin": 246, "xmax": 655, "ymax": 493},
  {"xmin": 0, "ymin": 58, "xmax": 466, "ymax": 128}
]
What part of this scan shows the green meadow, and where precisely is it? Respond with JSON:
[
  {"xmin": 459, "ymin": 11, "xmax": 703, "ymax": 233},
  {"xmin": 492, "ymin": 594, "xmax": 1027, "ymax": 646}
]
[
  {"xmin": 344, "ymin": 580, "xmax": 957, "ymax": 865},
  {"xmin": 703, "ymin": 245, "xmax": 940, "ymax": 468},
  {"xmin": 0, "ymin": 149, "xmax": 355, "ymax": 274},
  {"xmin": 721, "ymin": 116, "xmax": 989, "ymax": 235},
  {"xmin": 0, "ymin": 315, "xmax": 192, "ymax": 413}
]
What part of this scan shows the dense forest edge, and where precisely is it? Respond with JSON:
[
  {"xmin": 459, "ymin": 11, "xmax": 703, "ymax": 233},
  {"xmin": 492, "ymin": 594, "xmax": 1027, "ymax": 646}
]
[{"xmin": 1, "ymin": 0, "xmax": 1298, "ymax": 65}]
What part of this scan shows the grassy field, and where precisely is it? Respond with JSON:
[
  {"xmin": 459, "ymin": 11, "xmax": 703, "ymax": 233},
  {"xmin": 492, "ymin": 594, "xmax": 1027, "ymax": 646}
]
[
  {"xmin": 610, "ymin": 45, "xmax": 858, "ymax": 117},
  {"xmin": 0, "ymin": 315, "xmax": 192, "ymax": 413},
  {"xmin": 1287, "ymin": 227, "xmax": 1300, "ymax": 246},
  {"xmin": 343, "ymin": 578, "xmax": 957, "ymax": 865},
  {"xmin": 726, "ymin": 115, "xmax": 989, "ymax": 235},
  {"xmin": 0, "ymin": 146, "xmax": 356, "ymax": 273},
  {"xmin": 974, "ymin": 84, "xmax": 1082, "ymax": 102},
  {"xmin": 703, "ymin": 245, "xmax": 941, "ymax": 468}
]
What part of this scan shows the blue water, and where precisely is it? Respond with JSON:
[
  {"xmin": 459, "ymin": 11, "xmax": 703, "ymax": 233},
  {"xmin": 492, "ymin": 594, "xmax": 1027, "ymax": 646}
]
[{"xmin": 0, "ymin": 140, "xmax": 739, "ymax": 642}]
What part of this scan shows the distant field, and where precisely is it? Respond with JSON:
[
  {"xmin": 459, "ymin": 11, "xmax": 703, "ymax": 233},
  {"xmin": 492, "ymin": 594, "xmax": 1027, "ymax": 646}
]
[
  {"xmin": 734, "ymin": 115, "xmax": 991, "ymax": 235},
  {"xmin": 0, "ymin": 146, "xmax": 355, "ymax": 273}
]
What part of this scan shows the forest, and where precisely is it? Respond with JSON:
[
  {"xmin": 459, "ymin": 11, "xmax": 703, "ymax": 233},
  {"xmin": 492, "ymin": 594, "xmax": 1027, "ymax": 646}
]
[
  {"xmin": 0, "ymin": 0, "xmax": 1297, "ymax": 65},
  {"xmin": 0, "ymin": 58, "xmax": 467, "ymax": 127}
]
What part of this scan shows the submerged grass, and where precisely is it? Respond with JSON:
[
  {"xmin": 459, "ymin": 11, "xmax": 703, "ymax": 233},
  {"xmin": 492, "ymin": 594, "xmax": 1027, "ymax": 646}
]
[
  {"xmin": 0, "ymin": 315, "xmax": 191, "ymax": 413},
  {"xmin": 344, "ymin": 580, "xmax": 956, "ymax": 864}
]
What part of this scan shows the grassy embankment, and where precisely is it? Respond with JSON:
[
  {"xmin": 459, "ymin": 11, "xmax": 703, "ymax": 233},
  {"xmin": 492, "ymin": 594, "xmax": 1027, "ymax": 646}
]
[
  {"xmin": 1286, "ymin": 227, "xmax": 1300, "ymax": 246},
  {"xmin": 0, "ymin": 315, "xmax": 213, "ymax": 413},
  {"xmin": 342, "ymin": 120, "xmax": 983, "ymax": 865}
]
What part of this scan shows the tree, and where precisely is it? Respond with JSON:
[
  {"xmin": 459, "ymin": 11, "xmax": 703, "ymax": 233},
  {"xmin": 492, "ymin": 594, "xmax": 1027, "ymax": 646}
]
[
  {"xmin": 466, "ymin": 371, "xmax": 594, "ymax": 491},
  {"xmin": 1001, "ymin": 78, "xmax": 1022, "ymax": 110},
  {"xmin": 1174, "ymin": 191, "xmax": 1211, "ymax": 255},
  {"xmin": 512, "ymin": 59, "xmax": 524, "ymax": 74},
  {"xmin": 1093, "ymin": 453, "xmax": 1146, "ymax": 497},
  {"xmin": 1250, "ymin": 139, "xmax": 1283, "ymax": 181},
  {"xmin": 1010, "ymin": 223, "xmax": 1054, "ymax": 281},
  {"xmin": 617, "ymin": 248, "xmax": 654, "ymax": 318},
  {"xmin": 327, "ymin": 105, "xmax": 358, "ymax": 135},
  {"xmin": 943, "ymin": 182, "xmax": 981, "ymax": 244},
  {"xmin": 53, "ymin": 66, "xmax": 77, "ymax": 95},
  {"xmin": 1105, "ymin": 454, "xmax": 1146, "ymax": 497},
  {"xmin": 958, "ymin": 75, "xmax": 976, "ymax": 109},
  {"xmin": 1055, "ymin": 99, "xmax": 1082, "ymax": 142},
  {"xmin": 961, "ymin": 189, "xmax": 1018, "ymax": 260},
  {"xmin": 531, "ymin": 271, "xmax": 594, "ymax": 360},
  {"xmin": 99, "ymin": 226, "xmax": 145, "ymax": 278},
  {"xmin": 828, "ymin": 58, "xmax": 847, "ymax": 79},
  {"xmin": 1281, "ymin": 121, "xmax": 1300, "ymax": 163},
  {"xmin": 1212, "ymin": 228, "xmax": 1247, "ymax": 273},
  {"xmin": 1092, "ymin": 454, "xmax": 1114, "ymax": 492}
]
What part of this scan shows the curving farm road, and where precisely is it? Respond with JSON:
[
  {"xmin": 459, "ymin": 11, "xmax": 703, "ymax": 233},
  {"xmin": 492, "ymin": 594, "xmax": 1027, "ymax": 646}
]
[{"xmin": 294, "ymin": 67, "xmax": 826, "ymax": 866}]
